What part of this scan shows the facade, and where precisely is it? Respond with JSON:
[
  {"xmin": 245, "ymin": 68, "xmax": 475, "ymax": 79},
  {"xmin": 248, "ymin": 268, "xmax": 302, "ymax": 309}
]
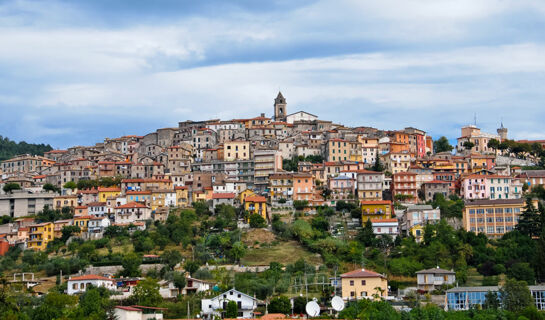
[
  {"xmin": 223, "ymin": 140, "xmax": 250, "ymax": 161},
  {"xmin": 244, "ymin": 195, "xmax": 267, "ymax": 220},
  {"xmin": 370, "ymin": 218, "xmax": 399, "ymax": 238},
  {"xmin": 422, "ymin": 180, "xmax": 449, "ymax": 201},
  {"xmin": 67, "ymin": 274, "xmax": 116, "ymax": 295},
  {"xmin": 361, "ymin": 200, "xmax": 393, "ymax": 222},
  {"xmin": 340, "ymin": 269, "xmax": 388, "ymax": 301},
  {"xmin": 292, "ymin": 173, "xmax": 314, "ymax": 202},
  {"xmin": 326, "ymin": 139, "xmax": 350, "ymax": 162},
  {"xmin": 446, "ymin": 285, "xmax": 545, "ymax": 311},
  {"xmin": 456, "ymin": 125, "xmax": 499, "ymax": 154},
  {"xmin": 460, "ymin": 175, "xmax": 518, "ymax": 200},
  {"xmin": 0, "ymin": 191, "xmax": 54, "ymax": 218},
  {"xmin": 201, "ymin": 289, "xmax": 258, "ymax": 320},
  {"xmin": 355, "ymin": 170, "xmax": 384, "ymax": 200},
  {"xmin": 399, "ymin": 204, "xmax": 440, "ymax": 235},
  {"xmin": 392, "ymin": 172, "xmax": 418, "ymax": 203},
  {"xmin": 416, "ymin": 267, "xmax": 456, "ymax": 291},
  {"xmin": 115, "ymin": 202, "xmax": 152, "ymax": 223},
  {"xmin": 27, "ymin": 222, "xmax": 54, "ymax": 251},
  {"xmin": 463, "ymin": 198, "xmax": 527, "ymax": 237}
]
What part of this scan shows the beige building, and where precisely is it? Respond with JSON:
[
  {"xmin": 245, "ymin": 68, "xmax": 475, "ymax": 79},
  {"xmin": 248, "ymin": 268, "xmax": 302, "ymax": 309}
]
[
  {"xmin": 326, "ymin": 139, "xmax": 350, "ymax": 162},
  {"xmin": 0, "ymin": 190, "xmax": 55, "ymax": 218},
  {"xmin": 1, "ymin": 155, "xmax": 54, "ymax": 176},
  {"xmin": 223, "ymin": 140, "xmax": 250, "ymax": 161},
  {"xmin": 355, "ymin": 170, "xmax": 384, "ymax": 200},
  {"xmin": 340, "ymin": 268, "xmax": 388, "ymax": 300},
  {"xmin": 456, "ymin": 125, "xmax": 500, "ymax": 154},
  {"xmin": 463, "ymin": 198, "xmax": 529, "ymax": 238}
]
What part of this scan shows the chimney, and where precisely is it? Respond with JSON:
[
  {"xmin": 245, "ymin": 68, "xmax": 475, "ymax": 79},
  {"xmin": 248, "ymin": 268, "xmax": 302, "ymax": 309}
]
[{"xmin": 260, "ymin": 113, "xmax": 265, "ymax": 117}]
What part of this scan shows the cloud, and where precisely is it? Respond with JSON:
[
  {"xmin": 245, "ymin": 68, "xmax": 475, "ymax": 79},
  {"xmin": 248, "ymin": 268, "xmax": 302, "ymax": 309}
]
[{"xmin": 0, "ymin": 0, "xmax": 545, "ymax": 147}]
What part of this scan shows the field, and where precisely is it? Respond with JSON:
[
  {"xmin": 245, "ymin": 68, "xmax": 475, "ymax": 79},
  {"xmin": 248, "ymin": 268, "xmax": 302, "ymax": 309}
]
[{"xmin": 241, "ymin": 240, "xmax": 323, "ymax": 266}]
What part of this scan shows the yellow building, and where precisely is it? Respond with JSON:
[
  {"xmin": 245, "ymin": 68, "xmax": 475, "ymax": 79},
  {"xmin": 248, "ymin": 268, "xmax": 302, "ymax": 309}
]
[
  {"xmin": 98, "ymin": 187, "xmax": 121, "ymax": 202},
  {"xmin": 192, "ymin": 191, "xmax": 207, "ymax": 203},
  {"xmin": 223, "ymin": 140, "xmax": 250, "ymax": 161},
  {"xmin": 27, "ymin": 222, "xmax": 54, "ymax": 251},
  {"xmin": 269, "ymin": 173, "xmax": 293, "ymax": 202},
  {"xmin": 54, "ymin": 194, "xmax": 78, "ymax": 210},
  {"xmin": 326, "ymin": 139, "xmax": 350, "ymax": 162},
  {"xmin": 244, "ymin": 195, "xmax": 268, "ymax": 219},
  {"xmin": 73, "ymin": 216, "xmax": 91, "ymax": 233},
  {"xmin": 340, "ymin": 268, "xmax": 388, "ymax": 300},
  {"xmin": 238, "ymin": 189, "xmax": 256, "ymax": 203},
  {"xmin": 361, "ymin": 200, "xmax": 393, "ymax": 222},
  {"xmin": 463, "ymin": 198, "xmax": 531, "ymax": 238},
  {"xmin": 410, "ymin": 224, "xmax": 425, "ymax": 243},
  {"xmin": 175, "ymin": 186, "xmax": 190, "ymax": 207}
]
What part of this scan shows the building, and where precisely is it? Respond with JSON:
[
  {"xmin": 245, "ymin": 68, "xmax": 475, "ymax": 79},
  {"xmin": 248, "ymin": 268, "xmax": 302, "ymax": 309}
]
[
  {"xmin": 422, "ymin": 180, "xmax": 449, "ymax": 201},
  {"xmin": 27, "ymin": 222, "xmax": 54, "ymax": 251},
  {"xmin": 223, "ymin": 140, "xmax": 250, "ymax": 161},
  {"xmin": 201, "ymin": 289, "xmax": 258, "ymax": 320},
  {"xmin": 340, "ymin": 268, "xmax": 388, "ymax": 301},
  {"xmin": 269, "ymin": 173, "xmax": 293, "ymax": 203},
  {"xmin": 286, "ymin": 111, "xmax": 318, "ymax": 124},
  {"xmin": 460, "ymin": 175, "xmax": 519, "ymax": 200},
  {"xmin": 114, "ymin": 306, "xmax": 165, "ymax": 320},
  {"xmin": 416, "ymin": 267, "xmax": 456, "ymax": 291},
  {"xmin": 398, "ymin": 204, "xmax": 440, "ymax": 236},
  {"xmin": 115, "ymin": 202, "xmax": 152, "ymax": 223},
  {"xmin": 392, "ymin": 172, "xmax": 418, "ymax": 203},
  {"xmin": 253, "ymin": 149, "xmax": 282, "ymax": 191},
  {"xmin": 67, "ymin": 274, "xmax": 116, "ymax": 295},
  {"xmin": 183, "ymin": 277, "xmax": 214, "ymax": 295},
  {"xmin": 211, "ymin": 193, "xmax": 236, "ymax": 208},
  {"xmin": 273, "ymin": 92, "xmax": 287, "ymax": 122},
  {"xmin": 463, "ymin": 198, "xmax": 527, "ymax": 237},
  {"xmin": 244, "ymin": 195, "xmax": 267, "ymax": 220},
  {"xmin": 292, "ymin": 173, "xmax": 314, "ymax": 202},
  {"xmin": 446, "ymin": 285, "xmax": 545, "ymax": 311},
  {"xmin": 370, "ymin": 218, "xmax": 399, "ymax": 238},
  {"xmin": 0, "ymin": 191, "xmax": 54, "ymax": 218},
  {"xmin": 326, "ymin": 139, "xmax": 350, "ymax": 162},
  {"xmin": 355, "ymin": 170, "xmax": 384, "ymax": 201},
  {"xmin": 456, "ymin": 125, "xmax": 499, "ymax": 154},
  {"xmin": 361, "ymin": 200, "xmax": 393, "ymax": 222},
  {"xmin": 518, "ymin": 170, "xmax": 545, "ymax": 189}
]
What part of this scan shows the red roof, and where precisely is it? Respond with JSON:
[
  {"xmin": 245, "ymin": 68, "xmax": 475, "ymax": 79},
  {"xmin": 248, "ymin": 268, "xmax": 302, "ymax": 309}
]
[
  {"xmin": 245, "ymin": 195, "xmax": 267, "ymax": 203},
  {"xmin": 340, "ymin": 268, "xmax": 385, "ymax": 279},
  {"xmin": 98, "ymin": 187, "xmax": 121, "ymax": 192},
  {"xmin": 116, "ymin": 202, "xmax": 148, "ymax": 209},
  {"xmin": 87, "ymin": 202, "xmax": 106, "ymax": 207},
  {"xmin": 424, "ymin": 180, "xmax": 449, "ymax": 184},
  {"xmin": 126, "ymin": 191, "xmax": 152, "ymax": 195},
  {"xmin": 33, "ymin": 175, "xmax": 47, "ymax": 179},
  {"xmin": 174, "ymin": 186, "xmax": 188, "ymax": 190},
  {"xmin": 212, "ymin": 193, "xmax": 236, "ymax": 199},
  {"xmin": 370, "ymin": 218, "xmax": 398, "ymax": 223},
  {"xmin": 69, "ymin": 274, "xmax": 115, "ymax": 282},
  {"xmin": 122, "ymin": 178, "xmax": 171, "ymax": 183},
  {"xmin": 115, "ymin": 306, "xmax": 142, "ymax": 312}
]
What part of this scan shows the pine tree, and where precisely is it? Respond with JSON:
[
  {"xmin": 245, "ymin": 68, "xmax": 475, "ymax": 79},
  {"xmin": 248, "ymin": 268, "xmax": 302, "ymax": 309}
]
[{"xmin": 517, "ymin": 198, "xmax": 541, "ymax": 238}]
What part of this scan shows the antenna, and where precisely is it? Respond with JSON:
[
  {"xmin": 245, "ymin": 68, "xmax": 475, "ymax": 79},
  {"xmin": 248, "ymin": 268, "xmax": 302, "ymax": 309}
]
[
  {"xmin": 305, "ymin": 300, "xmax": 320, "ymax": 317},
  {"xmin": 331, "ymin": 296, "xmax": 345, "ymax": 312}
]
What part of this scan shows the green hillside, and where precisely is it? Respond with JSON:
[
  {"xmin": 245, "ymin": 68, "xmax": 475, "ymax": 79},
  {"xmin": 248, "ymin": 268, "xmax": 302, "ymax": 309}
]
[{"xmin": 0, "ymin": 135, "xmax": 53, "ymax": 161}]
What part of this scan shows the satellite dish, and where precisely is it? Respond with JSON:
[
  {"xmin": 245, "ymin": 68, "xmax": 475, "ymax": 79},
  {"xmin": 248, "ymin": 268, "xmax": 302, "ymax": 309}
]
[
  {"xmin": 305, "ymin": 301, "xmax": 320, "ymax": 317},
  {"xmin": 331, "ymin": 296, "xmax": 345, "ymax": 312}
]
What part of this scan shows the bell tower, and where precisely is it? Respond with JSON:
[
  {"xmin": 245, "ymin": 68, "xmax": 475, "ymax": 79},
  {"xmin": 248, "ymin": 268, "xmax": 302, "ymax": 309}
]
[
  {"xmin": 274, "ymin": 91, "xmax": 287, "ymax": 121},
  {"xmin": 497, "ymin": 122, "xmax": 508, "ymax": 141}
]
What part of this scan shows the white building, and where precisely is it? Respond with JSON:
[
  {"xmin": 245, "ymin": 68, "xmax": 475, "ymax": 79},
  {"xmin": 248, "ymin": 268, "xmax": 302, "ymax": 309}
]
[
  {"xmin": 114, "ymin": 202, "xmax": 152, "ymax": 223},
  {"xmin": 286, "ymin": 111, "xmax": 318, "ymax": 124},
  {"xmin": 416, "ymin": 267, "xmax": 456, "ymax": 291},
  {"xmin": 87, "ymin": 202, "xmax": 107, "ymax": 217},
  {"xmin": 201, "ymin": 289, "xmax": 258, "ymax": 320},
  {"xmin": 87, "ymin": 217, "xmax": 111, "ymax": 237},
  {"xmin": 370, "ymin": 219, "xmax": 399, "ymax": 238},
  {"xmin": 113, "ymin": 305, "xmax": 165, "ymax": 320},
  {"xmin": 183, "ymin": 277, "xmax": 214, "ymax": 295},
  {"xmin": 67, "ymin": 274, "xmax": 116, "ymax": 295}
]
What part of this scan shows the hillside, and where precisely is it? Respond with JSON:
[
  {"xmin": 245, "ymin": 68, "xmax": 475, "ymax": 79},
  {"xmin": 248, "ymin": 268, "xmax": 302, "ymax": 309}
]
[{"xmin": 0, "ymin": 135, "xmax": 53, "ymax": 161}]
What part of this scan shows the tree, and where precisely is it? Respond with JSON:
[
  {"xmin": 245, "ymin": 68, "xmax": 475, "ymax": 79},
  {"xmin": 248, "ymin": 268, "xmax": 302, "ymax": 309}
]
[
  {"xmin": 462, "ymin": 141, "xmax": 475, "ymax": 150},
  {"xmin": 371, "ymin": 153, "xmax": 384, "ymax": 172},
  {"xmin": 517, "ymin": 198, "xmax": 541, "ymax": 238},
  {"xmin": 293, "ymin": 296, "xmax": 306, "ymax": 314},
  {"xmin": 508, "ymin": 262, "xmax": 535, "ymax": 283},
  {"xmin": 63, "ymin": 181, "xmax": 77, "ymax": 190},
  {"xmin": 228, "ymin": 241, "xmax": 246, "ymax": 263},
  {"xmin": 293, "ymin": 200, "xmax": 309, "ymax": 211},
  {"xmin": 31, "ymin": 292, "xmax": 78, "ymax": 320},
  {"xmin": 225, "ymin": 300, "xmax": 238, "ymax": 318},
  {"xmin": 500, "ymin": 278, "xmax": 533, "ymax": 312},
  {"xmin": 249, "ymin": 213, "xmax": 267, "ymax": 228},
  {"xmin": 534, "ymin": 224, "xmax": 545, "ymax": 282},
  {"xmin": 120, "ymin": 252, "xmax": 141, "ymax": 277},
  {"xmin": 161, "ymin": 249, "xmax": 183, "ymax": 271},
  {"xmin": 268, "ymin": 296, "xmax": 291, "ymax": 314},
  {"xmin": 433, "ymin": 136, "xmax": 453, "ymax": 153},
  {"xmin": 74, "ymin": 286, "xmax": 112, "ymax": 319},
  {"xmin": 358, "ymin": 219, "xmax": 375, "ymax": 246},
  {"xmin": 487, "ymin": 139, "xmax": 500, "ymax": 152},
  {"xmin": 43, "ymin": 183, "xmax": 61, "ymax": 194},
  {"xmin": 172, "ymin": 272, "xmax": 187, "ymax": 296},
  {"xmin": 131, "ymin": 278, "xmax": 162, "ymax": 306},
  {"xmin": 2, "ymin": 183, "xmax": 21, "ymax": 193},
  {"xmin": 483, "ymin": 291, "xmax": 500, "ymax": 310},
  {"xmin": 184, "ymin": 260, "xmax": 200, "ymax": 276},
  {"xmin": 61, "ymin": 225, "xmax": 81, "ymax": 242}
]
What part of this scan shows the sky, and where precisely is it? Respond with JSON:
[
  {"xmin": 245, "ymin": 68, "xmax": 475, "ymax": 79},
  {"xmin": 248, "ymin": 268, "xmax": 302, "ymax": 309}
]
[{"xmin": 1, "ymin": 0, "xmax": 545, "ymax": 149}]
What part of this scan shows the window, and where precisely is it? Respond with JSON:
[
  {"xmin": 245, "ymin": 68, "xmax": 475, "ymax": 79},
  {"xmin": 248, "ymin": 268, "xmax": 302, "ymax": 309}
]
[
  {"xmin": 361, "ymin": 280, "xmax": 366, "ymax": 285},
  {"xmin": 350, "ymin": 280, "xmax": 354, "ymax": 286}
]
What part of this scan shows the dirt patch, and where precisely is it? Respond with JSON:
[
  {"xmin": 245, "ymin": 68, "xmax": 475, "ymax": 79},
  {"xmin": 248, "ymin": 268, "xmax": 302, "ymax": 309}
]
[{"xmin": 242, "ymin": 229, "xmax": 276, "ymax": 246}]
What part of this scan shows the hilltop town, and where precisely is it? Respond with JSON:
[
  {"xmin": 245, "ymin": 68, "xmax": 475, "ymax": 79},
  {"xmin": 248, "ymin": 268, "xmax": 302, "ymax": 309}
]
[{"xmin": 1, "ymin": 92, "xmax": 545, "ymax": 319}]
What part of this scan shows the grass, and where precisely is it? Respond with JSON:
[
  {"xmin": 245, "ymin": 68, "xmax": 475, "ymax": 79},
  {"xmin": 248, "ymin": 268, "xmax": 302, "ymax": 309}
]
[
  {"xmin": 465, "ymin": 267, "xmax": 484, "ymax": 286},
  {"xmin": 241, "ymin": 240, "xmax": 322, "ymax": 266}
]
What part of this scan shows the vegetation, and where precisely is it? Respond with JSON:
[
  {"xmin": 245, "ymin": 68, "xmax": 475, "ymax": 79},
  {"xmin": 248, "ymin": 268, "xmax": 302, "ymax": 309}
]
[
  {"xmin": 0, "ymin": 135, "xmax": 53, "ymax": 161},
  {"xmin": 282, "ymin": 155, "xmax": 324, "ymax": 172},
  {"xmin": 2, "ymin": 182, "xmax": 21, "ymax": 193},
  {"xmin": 433, "ymin": 136, "xmax": 453, "ymax": 153}
]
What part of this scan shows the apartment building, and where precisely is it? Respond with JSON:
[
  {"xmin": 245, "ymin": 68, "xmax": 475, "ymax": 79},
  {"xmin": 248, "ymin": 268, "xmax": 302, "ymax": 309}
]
[
  {"xmin": 355, "ymin": 170, "xmax": 384, "ymax": 201},
  {"xmin": 463, "ymin": 198, "xmax": 527, "ymax": 238},
  {"xmin": 392, "ymin": 172, "xmax": 418, "ymax": 203},
  {"xmin": 27, "ymin": 222, "xmax": 54, "ymax": 251},
  {"xmin": 0, "ymin": 191, "xmax": 54, "ymax": 218}
]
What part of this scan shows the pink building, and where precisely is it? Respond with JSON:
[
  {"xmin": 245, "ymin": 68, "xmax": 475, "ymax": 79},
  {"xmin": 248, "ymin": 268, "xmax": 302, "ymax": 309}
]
[{"xmin": 460, "ymin": 175, "xmax": 517, "ymax": 200}]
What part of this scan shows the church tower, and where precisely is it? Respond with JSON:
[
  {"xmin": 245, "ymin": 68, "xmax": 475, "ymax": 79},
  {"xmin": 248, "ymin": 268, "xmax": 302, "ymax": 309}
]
[
  {"xmin": 274, "ymin": 91, "xmax": 287, "ymax": 121},
  {"xmin": 497, "ymin": 122, "xmax": 508, "ymax": 141}
]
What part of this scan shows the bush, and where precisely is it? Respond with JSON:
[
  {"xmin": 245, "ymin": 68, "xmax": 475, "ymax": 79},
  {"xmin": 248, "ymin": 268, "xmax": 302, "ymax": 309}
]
[{"xmin": 249, "ymin": 213, "xmax": 267, "ymax": 228}]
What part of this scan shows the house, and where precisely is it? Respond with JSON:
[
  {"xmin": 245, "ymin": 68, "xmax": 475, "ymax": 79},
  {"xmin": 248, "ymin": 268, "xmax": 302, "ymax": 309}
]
[
  {"xmin": 370, "ymin": 219, "xmax": 398, "ymax": 238},
  {"xmin": 114, "ymin": 305, "xmax": 166, "ymax": 320},
  {"xmin": 87, "ymin": 216, "xmax": 110, "ymax": 238},
  {"xmin": 183, "ymin": 277, "xmax": 214, "ymax": 295},
  {"xmin": 361, "ymin": 200, "xmax": 393, "ymax": 222},
  {"xmin": 391, "ymin": 172, "xmax": 418, "ymax": 203},
  {"xmin": 340, "ymin": 268, "xmax": 388, "ymax": 301},
  {"xmin": 416, "ymin": 267, "xmax": 456, "ymax": 291},
  {"xmin": 398, "ymin": 204, "xmax": 440, "ymax": 236},
  {"xmin": 422, "ymin": 180, "xmax": 449, "ymax": 202},
  {"xmin": 244, "ymin": 195, "xmax": 268, "ymax": 220},
  {"xmin": 67, "ymin": 274, "xmax": 116, "ymax": 295},
  {"xmin": 211, "ymin": 193, "xmax": 236, "ymax": 208},
  {"xmin": 446, "ymin": 285, "xmax": 545, "ymax": 311},
  {"xmin": 201, "ymin": 289, "xmax": 258, "ymax": 320},
  {"xmin": 27, "ymin": 222, "xmax": 54, "ymax": 251},
  {"xmin": 355, "ymin": 170, "xmax": 384, "ymax": 201},
  {"xmin": 462, "ymin": 198, "xmax": 529, "ymax": 238},
  {"xmin": 115, "ymin": 202, "xmax": 152, "ymax": 223}
]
